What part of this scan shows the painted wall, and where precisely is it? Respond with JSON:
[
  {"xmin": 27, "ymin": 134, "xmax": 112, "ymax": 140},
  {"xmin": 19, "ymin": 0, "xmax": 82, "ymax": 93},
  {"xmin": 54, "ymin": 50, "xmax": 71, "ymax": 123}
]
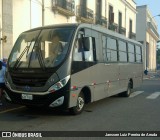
[
  {"xmin": 13, "ymin": 0, "xmax": 31, "ymax": 44},
  {"xmin": 2, "ymin": 0, "xmax": 13, "ymax": 58},
  {"xmin": 136, "ymin": 5, "xmax": 159, "ymax": 71},
  {"xmin": 1, "ymin": 0, "xmax": 137, "ymax": 59},
  {"xmin": 106, "ymin": 0, "xmax": 136, "ymax": 37},
  {"xmin": 136, "ymin": 6, "xmax": 148, "ymax": 42}
]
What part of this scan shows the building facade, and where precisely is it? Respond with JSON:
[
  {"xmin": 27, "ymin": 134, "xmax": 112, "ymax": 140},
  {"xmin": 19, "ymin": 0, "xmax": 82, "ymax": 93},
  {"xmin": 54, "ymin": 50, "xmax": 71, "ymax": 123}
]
[
  {"xmin": 136, "ymin": 5, "xmax": 159, "ymax": 71},
  {"xmin": 0, "ymin": 0, "xmax": 137, "ymax": 59}
]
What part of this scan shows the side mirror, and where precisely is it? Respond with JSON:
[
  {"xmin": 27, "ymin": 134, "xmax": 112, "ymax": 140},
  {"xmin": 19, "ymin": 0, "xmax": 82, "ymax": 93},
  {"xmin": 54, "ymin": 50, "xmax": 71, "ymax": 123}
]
[
  {"xmin": 83, "ymin": 37, "xmax": 91, "ymax": 51},
  {"xmin": 78, "ymin": 31, "xmax": 84, "ymax": 39}
]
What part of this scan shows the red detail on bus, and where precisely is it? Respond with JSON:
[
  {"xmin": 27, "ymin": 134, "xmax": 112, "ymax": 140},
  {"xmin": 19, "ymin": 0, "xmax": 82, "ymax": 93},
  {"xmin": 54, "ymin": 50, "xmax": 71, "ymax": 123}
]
[
  {"xmin": 71, "ymin": 86, "xmax": 78, "ymax": 91},
  {"xmin": 92, "ymin": 82, "xmax": 96, "ymax": 85},
  {"xmin": 72, "ymin": 94, "xmax": 76, "ymax": 97}
]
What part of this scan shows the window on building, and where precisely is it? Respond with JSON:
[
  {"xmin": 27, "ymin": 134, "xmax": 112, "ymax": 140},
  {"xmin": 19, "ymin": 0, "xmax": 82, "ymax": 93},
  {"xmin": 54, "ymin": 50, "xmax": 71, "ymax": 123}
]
[
  {"xmin": 56, "ymin": 0, "xmax": 66, "ymax": 8},
  {"xmin": 96, "ymin": 0, "xmax": 102, "ymax": 24},
  {"xmin": 109, "ymin": 5, "xmax": 114, "ymax": 24},
  {"xmin": 129, "ymin": 19, "xmax": 133, "ymax": 38},
  {"xmin": 80, "ymin": 0, "xmax": 87, "ymax": 17},
  {"xmin": 118, "ymin": 12, "xmax": 122, "ymax": 33}
]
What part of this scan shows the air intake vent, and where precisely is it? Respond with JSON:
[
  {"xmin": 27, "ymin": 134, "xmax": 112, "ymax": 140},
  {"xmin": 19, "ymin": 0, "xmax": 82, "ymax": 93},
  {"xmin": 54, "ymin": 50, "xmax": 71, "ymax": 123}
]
[{"xmin": 12, "ymin": 77, "xmax": 48, "ymax": 87}]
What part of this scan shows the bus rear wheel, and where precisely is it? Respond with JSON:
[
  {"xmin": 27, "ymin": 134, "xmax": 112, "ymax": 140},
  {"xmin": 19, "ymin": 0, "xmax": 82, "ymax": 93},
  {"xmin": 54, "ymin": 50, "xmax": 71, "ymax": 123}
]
[
  {"xmin": 69, "ymin": 91, "xmax": 85, "ymax": 115},
  {"xmin": 123, "ymin": 82, "xmax": 132, "ymax": 97},
  {"xmin": 119, "ymin": 82, "xmax": 132, "ymax": 97}
]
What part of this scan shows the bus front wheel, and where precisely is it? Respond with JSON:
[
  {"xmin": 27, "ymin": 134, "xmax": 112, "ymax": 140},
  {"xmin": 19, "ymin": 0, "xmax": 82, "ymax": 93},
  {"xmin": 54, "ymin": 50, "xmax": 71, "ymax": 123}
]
[{"xmin": 69, "ymin": 91, "xmax": 85, "ymax": 115}]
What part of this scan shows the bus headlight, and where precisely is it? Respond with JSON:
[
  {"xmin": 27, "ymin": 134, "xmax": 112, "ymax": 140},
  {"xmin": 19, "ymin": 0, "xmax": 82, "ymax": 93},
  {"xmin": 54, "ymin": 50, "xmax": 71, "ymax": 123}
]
[
  {"xmin": 49, "ymin": 96, "xmax": 64, "ymax": 107},
  {"xmin": 48, "ymin": 75, "xmax": 70, "ymax": 93}
]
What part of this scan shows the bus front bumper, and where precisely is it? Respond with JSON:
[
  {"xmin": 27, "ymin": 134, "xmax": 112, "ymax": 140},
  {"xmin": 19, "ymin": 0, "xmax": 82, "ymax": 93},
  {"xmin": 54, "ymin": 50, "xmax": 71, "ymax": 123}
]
[{"xmin": 3, "ymin": 85, "xmax": 70, "ymax": 109}]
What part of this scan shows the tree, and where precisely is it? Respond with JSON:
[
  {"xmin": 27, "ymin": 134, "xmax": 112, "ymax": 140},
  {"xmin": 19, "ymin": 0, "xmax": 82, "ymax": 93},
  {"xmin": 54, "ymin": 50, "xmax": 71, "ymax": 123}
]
[{"xmin": 156, "ymin": 48, "xmax": 160, "ymax": 64}]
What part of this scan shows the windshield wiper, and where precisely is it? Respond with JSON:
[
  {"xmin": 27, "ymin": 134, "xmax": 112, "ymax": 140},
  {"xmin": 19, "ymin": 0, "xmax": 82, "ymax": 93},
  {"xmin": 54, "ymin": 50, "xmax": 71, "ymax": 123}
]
[
  {"xmin": 13, "ymin": 45, "xmax": 29, "ymax": 69},
  {"xmin": 13, "ymin": 39, "xmax": 36, "ymax": 69},
  {"xmin": 27, "ymin": 40, "xmax": 46, "ymax": 71}
]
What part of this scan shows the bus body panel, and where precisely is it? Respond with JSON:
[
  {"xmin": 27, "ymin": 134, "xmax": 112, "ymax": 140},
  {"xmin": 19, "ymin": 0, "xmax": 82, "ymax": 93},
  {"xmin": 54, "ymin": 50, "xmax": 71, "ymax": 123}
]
[
  {"xmin": 70, "ymin": 62, "xmax": 143, "ymax": 108},
  {"xmin": 4, "ymin": 23, "xmax": 143, "ymax": 112},
  {"xmin": 119, "ymin": 63, "xmax": 143, "ymax": 88}
]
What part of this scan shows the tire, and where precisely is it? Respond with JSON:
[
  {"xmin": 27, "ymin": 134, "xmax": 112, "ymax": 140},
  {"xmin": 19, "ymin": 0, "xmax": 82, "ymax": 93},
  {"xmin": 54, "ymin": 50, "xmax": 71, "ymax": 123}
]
[
  {"xmin": 121, "ymin": 82, "xmax": 132, "ymax": 97},
  {"xmin": 69, "ymin": 92, "xmax": 85, "ymax": 115}
]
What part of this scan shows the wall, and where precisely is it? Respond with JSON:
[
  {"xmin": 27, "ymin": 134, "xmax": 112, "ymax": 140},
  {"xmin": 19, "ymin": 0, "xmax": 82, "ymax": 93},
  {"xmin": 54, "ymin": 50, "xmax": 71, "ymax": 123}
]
[
  {"xmin": 125, "ymin": 4, "xmax": 136, "ymax": 37},
  {"xmin": 136, "ymin": 5, "xmax": 159, "ymax": 71},
  {"xmin": 2, "ymin": 0, "xmax": 137, "ymax": 58},
  {"xmin": 13, "ymin": 0, "xmax": 70, "ymax": 43},
  {"xmin": 44, "ymin": 0, "xmax": 69, "ymax": 25},
  {"xmin": 106, "ymin": 0, "xmax": 136, "ymax": 37},
  {"xmin": 136, "ymin": 6, "xmax": 147, "ymax": 70},
  {"xmin": 13, "ymin": 0, "xmax": 30, "ymax": 44},
  {"xmin": 2, "ymin": 0, "xmax": 13, "ymax": 58}
]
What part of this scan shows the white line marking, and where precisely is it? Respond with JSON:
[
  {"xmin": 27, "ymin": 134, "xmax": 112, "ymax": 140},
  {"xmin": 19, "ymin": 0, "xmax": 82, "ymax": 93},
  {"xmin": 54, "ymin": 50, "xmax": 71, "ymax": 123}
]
[
  {"xmin": 146, "ymin": 92, "xmax": 160, "ymax": 99},
  {"xmin": 0, "ymin": 106, "xmax": 25, "ymax": 114},
  {"xmin": 129, "ymin": 91, "xmax": 144, "ymax": 98}
]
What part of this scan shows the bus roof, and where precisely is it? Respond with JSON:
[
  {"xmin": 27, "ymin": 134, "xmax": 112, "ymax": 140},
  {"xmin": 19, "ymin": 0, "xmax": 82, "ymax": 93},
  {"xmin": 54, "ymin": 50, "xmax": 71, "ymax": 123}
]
[
  {"xmin": 24, "ymin": 23, "xmax": 79, "ymax": 32},
  {"xmin": 90, "ymin": 24, "xmax": 142, "ymax": 46},
  {"xmin": 24, "ymin": 23, "xmax": 141, "ymax": 46}
]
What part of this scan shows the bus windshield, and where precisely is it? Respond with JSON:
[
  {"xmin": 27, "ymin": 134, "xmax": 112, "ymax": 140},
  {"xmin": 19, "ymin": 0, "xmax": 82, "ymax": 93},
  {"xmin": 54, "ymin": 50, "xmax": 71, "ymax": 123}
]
[{"xmin": 8, "ymin": 27, "xmax": 74, "ymax": 69}]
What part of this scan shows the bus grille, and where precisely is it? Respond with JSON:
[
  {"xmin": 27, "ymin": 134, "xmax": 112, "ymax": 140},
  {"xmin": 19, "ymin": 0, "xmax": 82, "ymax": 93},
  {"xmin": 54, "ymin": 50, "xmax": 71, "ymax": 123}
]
[{"xmin": 12, "ymin": 77, "xmax": 48, "ymax": 87}]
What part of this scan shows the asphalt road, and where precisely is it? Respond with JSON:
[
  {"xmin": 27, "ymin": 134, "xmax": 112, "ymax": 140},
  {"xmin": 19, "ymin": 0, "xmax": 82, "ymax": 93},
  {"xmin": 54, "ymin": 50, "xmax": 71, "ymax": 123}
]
[{"xmin": 0, "ymin": 76, "xmax": 160, "ymax": 140}]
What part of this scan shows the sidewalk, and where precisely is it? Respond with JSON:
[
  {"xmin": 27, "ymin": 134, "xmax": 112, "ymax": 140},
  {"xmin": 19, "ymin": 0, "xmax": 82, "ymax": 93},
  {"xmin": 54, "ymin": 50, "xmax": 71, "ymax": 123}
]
[
  {"xmin": 0, "ymin": 95, "xmax": 21, "ymax": 112},
  {"xmin": 143, "ymin": 71, "xmax": 158, "ymax": 80}
]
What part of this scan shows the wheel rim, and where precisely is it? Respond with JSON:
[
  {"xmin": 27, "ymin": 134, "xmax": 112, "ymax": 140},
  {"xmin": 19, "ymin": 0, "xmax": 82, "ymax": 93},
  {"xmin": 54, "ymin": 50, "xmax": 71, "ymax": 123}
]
[
  {"xmin": 77, "ymin": 96, "xmax": 84, "ymax": 111},
  {"xmin": 127, "ymin": 84, "xmax": 131, "ymax": 95}
]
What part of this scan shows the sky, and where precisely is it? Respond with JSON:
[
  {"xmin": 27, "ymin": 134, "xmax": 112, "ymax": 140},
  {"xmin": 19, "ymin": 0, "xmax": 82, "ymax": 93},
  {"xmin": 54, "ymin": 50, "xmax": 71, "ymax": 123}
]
[{"xmin": 135, "ymin": 0, "xmax": 160, "ymax": 35}]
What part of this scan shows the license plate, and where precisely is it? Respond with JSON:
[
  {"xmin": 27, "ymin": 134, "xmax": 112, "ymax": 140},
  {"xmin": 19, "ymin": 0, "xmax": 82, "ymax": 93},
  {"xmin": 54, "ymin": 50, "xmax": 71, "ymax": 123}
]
[{"xmin": 22, "ymin": 94, "xmax": 33, "ymax": 100}]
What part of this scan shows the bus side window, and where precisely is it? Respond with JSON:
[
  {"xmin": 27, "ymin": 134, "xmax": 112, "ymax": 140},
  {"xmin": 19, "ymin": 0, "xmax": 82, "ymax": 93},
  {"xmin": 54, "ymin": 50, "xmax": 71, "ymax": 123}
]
[
  {"xmin": 73, "ymin": 36, "xmax": 94, "ymax": 62},
  {"xmin": 106, "ymin": 37, "xmax": 118, "ymax": 62},
  {"xmin": 83, "ymin": 37, "xmax": 94, "ymax": 61},
  {"xmin": 73, "ymin": 38, "xmax": 83, "ymax": 61},
  {"xmin": 128, "ymin": 43, "xmax": 135, "ymax": 62},
  {"xmin": 135, "ymin": 45, "xmax": 142, "ymax": 63}
]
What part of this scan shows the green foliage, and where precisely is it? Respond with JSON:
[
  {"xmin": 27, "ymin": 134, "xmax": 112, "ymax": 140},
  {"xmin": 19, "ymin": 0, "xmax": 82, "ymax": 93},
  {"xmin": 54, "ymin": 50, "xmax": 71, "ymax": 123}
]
[{"xmin": 156, "ymin": 48, "xmax": 160, "ymax": 64}]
